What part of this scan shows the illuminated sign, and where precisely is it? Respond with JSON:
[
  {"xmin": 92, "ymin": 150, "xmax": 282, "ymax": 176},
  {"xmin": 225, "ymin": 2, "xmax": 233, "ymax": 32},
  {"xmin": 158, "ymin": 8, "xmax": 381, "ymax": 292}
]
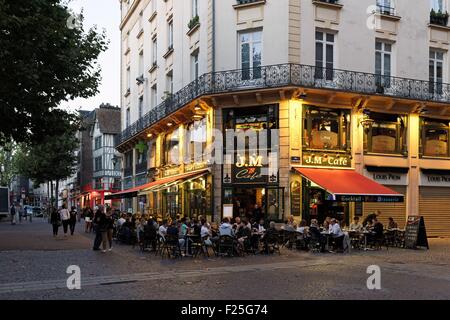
[{"xmin": 302, "ymin": 152, "xmax": 351, "ymax": 168}]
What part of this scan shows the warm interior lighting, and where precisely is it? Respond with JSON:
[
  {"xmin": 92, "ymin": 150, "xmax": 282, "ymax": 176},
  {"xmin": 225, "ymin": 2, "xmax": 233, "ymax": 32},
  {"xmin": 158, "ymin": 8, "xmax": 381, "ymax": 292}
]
[
  {"xmin": 167, "ymin": 122, "xmax": 173, "ymax": 127},
  {"xmin": 194, "ymin": 105, "xmax": 201, "ymax": 111},
  {"xmin": 147, "ymin": 133, "xmax": 153, "ymax": 138}
]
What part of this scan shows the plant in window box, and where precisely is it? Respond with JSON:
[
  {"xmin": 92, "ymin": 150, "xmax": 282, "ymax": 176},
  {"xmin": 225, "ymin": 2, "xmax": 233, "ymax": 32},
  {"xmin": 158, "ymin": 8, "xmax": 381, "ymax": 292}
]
[
  {"xmin": 161, "ymin": 91, "xmax": 173, "ymax": 102},
  {"xmin": 188, "ymin": 15, "xmax": 199, "ymax": 31},
  {"xmin": 430, "ymin": 9, "xmax": 449, "ymax": 26}
]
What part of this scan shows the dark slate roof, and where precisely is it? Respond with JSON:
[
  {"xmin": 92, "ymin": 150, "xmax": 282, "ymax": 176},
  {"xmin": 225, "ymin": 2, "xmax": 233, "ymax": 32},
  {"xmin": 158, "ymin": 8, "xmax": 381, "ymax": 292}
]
[{"xmin": 95, "ymin": 104, "xmax": 121, "ymax": 134}]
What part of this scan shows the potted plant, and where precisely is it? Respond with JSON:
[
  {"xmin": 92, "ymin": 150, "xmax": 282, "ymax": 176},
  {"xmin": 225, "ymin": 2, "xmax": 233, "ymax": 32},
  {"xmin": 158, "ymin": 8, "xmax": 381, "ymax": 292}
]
[
  {"xmin": 430, "ymin": 9, "xmax": 449, "ymax": 26},
  {"xmin": 188, "ymin": 15, "xmax": 199, "ymax": 31}
]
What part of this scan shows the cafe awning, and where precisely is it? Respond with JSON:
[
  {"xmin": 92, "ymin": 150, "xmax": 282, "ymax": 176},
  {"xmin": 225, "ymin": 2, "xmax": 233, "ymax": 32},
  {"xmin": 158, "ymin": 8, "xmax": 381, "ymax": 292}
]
[
  {"xmin": 105, "ymin": 169, "xmax": 209, "ymax": 200},
  {"xmin": 293, "ymin": 167, "xmax": 404, "ymax": 203},
  {"xmin": 139, "ymin": 169, "xmax": 210, "ymax": 193}
]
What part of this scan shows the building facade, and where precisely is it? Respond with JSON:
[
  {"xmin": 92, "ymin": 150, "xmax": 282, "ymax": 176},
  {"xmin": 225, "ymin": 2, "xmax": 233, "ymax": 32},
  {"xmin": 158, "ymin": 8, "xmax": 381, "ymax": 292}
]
[{"xmin": 115, "ymin": 0, "xmax": 450, "ymax": 237}]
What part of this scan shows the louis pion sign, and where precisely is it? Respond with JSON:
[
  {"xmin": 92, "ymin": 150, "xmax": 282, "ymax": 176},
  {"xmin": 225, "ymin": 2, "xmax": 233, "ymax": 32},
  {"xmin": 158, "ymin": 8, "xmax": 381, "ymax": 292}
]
[{"xmin": 302, "ymin": 152, "xmax": 351, "ymax": 168}]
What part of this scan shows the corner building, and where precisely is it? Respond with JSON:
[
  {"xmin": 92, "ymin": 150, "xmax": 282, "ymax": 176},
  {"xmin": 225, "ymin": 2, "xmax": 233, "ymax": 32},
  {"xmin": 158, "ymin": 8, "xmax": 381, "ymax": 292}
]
[{"xmin": 113, "ymin": 0, "xmax": 450, "ymax": 237}]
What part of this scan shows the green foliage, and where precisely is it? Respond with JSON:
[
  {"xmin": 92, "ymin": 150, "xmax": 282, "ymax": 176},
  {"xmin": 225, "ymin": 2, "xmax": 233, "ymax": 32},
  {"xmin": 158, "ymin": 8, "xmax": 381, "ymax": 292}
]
[
  {"xmin": 188, "ymin": 15, "xmax": 199, "ymax": 30},
  {"xmin": 14, "ymin": 112, "xmax": 81, "ymax": 186},
  {"xmin": 0, "ymin": 142, "xmax": 17, "ymax": 187},
  {"xmin": 0, "ymin": 0, "xmax": 108, "ymax": 145}
]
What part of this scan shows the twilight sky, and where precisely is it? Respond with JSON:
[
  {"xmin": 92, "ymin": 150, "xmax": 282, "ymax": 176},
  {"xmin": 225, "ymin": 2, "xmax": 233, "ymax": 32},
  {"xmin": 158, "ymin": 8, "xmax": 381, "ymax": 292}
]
[{"xmin": 63, "ymin": 0, "xmax": 121, "ymax": 112}]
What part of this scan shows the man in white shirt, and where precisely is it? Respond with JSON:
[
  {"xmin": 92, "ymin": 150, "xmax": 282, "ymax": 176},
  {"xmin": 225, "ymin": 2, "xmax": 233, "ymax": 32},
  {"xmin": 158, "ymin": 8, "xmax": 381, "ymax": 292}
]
[
  {"xmin": 219, "ymin": 218, "xmax": 234, "ymax": 237},
  {"xmin": 329, "ymin": 218, "xmax": 344, "ymax": 252},
  {"xmin": 59, "ymin": 205, "xmax": 71, "ymax": 237},
  {"xmin": 117, "ymin": 214, "xmax": 126, "ymax": 228},
  {"xmin": 158, "ymin": 220, "xmax": 168, "ymax": 239}
]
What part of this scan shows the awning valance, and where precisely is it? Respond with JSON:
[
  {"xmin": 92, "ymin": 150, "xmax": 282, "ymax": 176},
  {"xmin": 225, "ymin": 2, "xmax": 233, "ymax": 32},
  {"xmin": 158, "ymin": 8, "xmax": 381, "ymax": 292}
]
[
  {"xmin": 105, "ymin": 169, "xmax": 210, "ymax": 200},
  {"xmin": 293, "ymin": 167, "xmax": 404, "ymax": 203}
]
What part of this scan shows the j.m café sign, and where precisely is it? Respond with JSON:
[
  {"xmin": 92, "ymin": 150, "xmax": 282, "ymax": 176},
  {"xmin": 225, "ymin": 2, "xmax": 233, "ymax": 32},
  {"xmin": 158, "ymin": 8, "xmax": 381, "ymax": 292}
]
[
  {"xmin": 302, "ymin": 152, "xmax": 351, "ymax": 168},
  {"xmin": 228, "ymin": 155, "xmax": 277, "ymax": 184}
]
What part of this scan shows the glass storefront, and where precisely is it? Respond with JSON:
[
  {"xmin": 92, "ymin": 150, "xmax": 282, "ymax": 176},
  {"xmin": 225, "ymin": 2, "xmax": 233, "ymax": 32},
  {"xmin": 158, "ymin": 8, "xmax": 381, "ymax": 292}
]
[
  {"xmin": 363, "ymin": 112, "xmax": 407, "ymax": 155},
  {"xmin": 421, "ymin": 118, "xmax": 450, "ymax": 157},
  {"xmin": 222, "ymin": 104, "xmax": 282, "ymax": 222}
]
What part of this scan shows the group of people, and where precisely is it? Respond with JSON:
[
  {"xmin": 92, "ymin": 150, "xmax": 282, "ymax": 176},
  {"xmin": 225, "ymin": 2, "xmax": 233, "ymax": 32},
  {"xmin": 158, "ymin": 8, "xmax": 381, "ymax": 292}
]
[
  {"xmin": 9, "ymin": 203, "xmax": 31, "ymax": 225},
  {"xmin": 49, "ymin": 205, "xmax": 77, "ymax": 237}
]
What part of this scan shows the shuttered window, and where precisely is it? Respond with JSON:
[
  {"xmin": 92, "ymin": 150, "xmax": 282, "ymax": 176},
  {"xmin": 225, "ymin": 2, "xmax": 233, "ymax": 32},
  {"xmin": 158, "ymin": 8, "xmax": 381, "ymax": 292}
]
[{"xmin": 419, "ymin": 187, "xmax": 450, "ymax": 237}]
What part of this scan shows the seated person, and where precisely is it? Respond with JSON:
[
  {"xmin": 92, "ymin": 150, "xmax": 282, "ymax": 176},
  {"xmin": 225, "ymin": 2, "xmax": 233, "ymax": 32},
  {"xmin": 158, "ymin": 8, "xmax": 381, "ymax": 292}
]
[
  {"xmin": 158, "ymin": 220, "xmax": 168, "ymax": 239},
  {"xmin": 296, "ymin": 220, "xmax": 308, "ymax": 234},
  {"xmin": 367, "ymin": 217, "xmax": 384, "ymax": 244},
  {"xmin": 167, "ymin": 221, "xmax": 185, "ymax": 249},
  {"xmin": 329, "ymin": 218, "xmax": 345, "ymax": 251},
  {"xmin": 282, "ymin": 220, "xmax": 296, "ymax": 232},
  {"xmin": 323, "ymin": 216, "xmax": 332, "ymax": 232},
  {"xmin": 260, "ymin": 221, "xmax": 278, "ymax": 254},
  {"xmin": 350, "ymin": 216, "xmax": 363, "ymax": 231},
  {"xmin": 387, "ymin": 217, "xmax": 398, "ymax": 230},
  {"xmin": 236, "ymin": 219, "xmax": 252, "ymax": 247},
  {"xmin": 252, "ymin": 218, "xmax": 266, "ymax": 233},
  {"xmin": 309, "ymin": 219, "xmax": 326, "ymax": 252},
  {"xmin": 219, "ymin": 217, "xmax": 234, "ymax": 237}
]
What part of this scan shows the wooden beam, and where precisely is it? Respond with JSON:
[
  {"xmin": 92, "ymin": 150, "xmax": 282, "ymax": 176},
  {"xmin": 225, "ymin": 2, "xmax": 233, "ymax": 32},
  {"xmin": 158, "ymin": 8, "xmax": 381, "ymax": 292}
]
[
  {"xmin": 256, "ymin": 93, "xmax": 263, "ymax": 104},
  {"xmin": 211, "ymin": 97, "xmax": 219, "ymax": 107},
  {"xmin": 233, "ymin": 95, "xmax": 240, "ymax": 106},
  {"xmin": 279, "ymin": 90, "xmax": 286, "ymax": 101},
  {"xmin": 440, "ymin": 107, "xmax": 448, "ymax": 116},
  {"xmin": 361, "ymin": 97, "xmax": 371, "ymax": 109},
  {"xmin": 386, "ymin": 100, "xmax": 397, "ymax": 110},
  {"xmin": 327, "ymin": 93, "xmax": 336, "ymax": 104}
]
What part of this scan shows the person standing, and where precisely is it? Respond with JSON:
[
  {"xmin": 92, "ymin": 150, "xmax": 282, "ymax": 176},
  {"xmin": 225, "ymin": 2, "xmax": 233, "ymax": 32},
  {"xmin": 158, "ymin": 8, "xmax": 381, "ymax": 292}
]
[
  {"xmin": 50, "ymin": 207, "xmax": 60, "ymax": 237},
  {"xmin": 69, "ymin": 206, "xmax": 77, "ymax": 236},
  {"xmin": 59, "ymin": 204, "xmax": 70, "ymax": 237},
  {"xmin": 101, "ymin": 207, "xmax": 114, "ymax": 252},
  {"xmin": 10, "ymin": 203, "xmax": 16, "ymax": 225},
  {"xmin": 92, "ymin": 206, "xmax": 103, "ymax": 251},
  {"xmin": 84, "ymin": 207, "xmax": 94, "ymax": 233}
]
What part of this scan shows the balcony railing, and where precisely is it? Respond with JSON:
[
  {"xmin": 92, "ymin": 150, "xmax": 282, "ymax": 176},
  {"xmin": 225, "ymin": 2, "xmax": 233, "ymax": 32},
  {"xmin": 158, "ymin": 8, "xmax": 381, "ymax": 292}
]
[
  {"xmin": 430, "ymin": 10, "xmax": 449, "ymax": 26},
  {"xmin": 377, "ymin": 4, "xmax": 395, "ymax": 16},
  {"xmin": 115, "ymin": 63, "xmax": 450, "ymax": 147},
  {"xmin": 135, "ymin": 161, "xmax": 148, "ymax": 174},
  {"xmin": 123, "ymin": 166, "xmax": 133, "ymax": 177},
  {"xmin": 236, "ymin": 0, "xmax": 261, "ymax": 4},
  {"xmin": 315, "ymin": 0, "xmax": 340, "ymax": 4}
]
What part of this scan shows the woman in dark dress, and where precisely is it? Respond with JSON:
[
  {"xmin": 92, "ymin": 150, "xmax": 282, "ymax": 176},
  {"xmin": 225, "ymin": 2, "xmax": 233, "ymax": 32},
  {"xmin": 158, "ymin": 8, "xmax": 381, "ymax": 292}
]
[{"xmin": 50, "ymin": 207, "xmax": 60, "ymax": 237}]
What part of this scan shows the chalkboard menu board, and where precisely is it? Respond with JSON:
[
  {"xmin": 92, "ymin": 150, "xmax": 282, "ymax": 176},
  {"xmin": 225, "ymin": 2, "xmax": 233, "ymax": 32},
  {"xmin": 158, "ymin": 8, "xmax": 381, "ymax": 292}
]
[{"xmin": 404, "ymin": 216, "xmax": 429, "ymax": 249}]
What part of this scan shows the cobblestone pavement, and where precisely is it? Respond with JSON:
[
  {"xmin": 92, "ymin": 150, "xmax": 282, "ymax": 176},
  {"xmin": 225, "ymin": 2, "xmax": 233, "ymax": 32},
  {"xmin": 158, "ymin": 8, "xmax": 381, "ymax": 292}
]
[{"xmin": 0, "ymin": 219, "xmax": 449, "ymax": 300}]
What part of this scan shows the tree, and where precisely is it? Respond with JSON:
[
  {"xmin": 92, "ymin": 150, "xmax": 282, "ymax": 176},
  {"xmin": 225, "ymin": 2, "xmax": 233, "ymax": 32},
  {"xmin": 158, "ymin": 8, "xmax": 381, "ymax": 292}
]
[
  {"xmin": 0, "ymin": 142, "xmax": 17, "ymax": 188},
  {"xmin": 14, "ymin": 112, "xmax": 81, "ymax": 206},
  {"xmin": 0, "ymin": 0, "xmax": 108, "ymax": 145}
]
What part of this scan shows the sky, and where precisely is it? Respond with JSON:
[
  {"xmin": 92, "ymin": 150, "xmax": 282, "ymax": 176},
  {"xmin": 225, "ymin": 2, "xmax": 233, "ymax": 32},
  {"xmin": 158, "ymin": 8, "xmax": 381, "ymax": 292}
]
[{"xmin": 63, "ymin": 0, "xmax": 121, "ymax": 112}]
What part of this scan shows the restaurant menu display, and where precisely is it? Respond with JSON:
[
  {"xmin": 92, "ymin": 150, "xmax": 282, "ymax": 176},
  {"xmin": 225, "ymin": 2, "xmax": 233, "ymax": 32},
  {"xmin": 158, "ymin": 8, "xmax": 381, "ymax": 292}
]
[{"xmin": 404, "ymin": 216, "xmax": 429, "ymax": 249}]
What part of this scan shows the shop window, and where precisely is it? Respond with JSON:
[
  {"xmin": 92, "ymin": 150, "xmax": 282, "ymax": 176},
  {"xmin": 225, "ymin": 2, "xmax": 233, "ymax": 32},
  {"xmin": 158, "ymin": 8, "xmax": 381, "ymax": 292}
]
[
  {"xmin": 163, "ymin": 127, "xmax": 180, "ymax": 165},
  {"xmin": 421, "ymin": 118, "xmax": 450, "ymax": 157},
  {"xmin": 363, "ymin": 112, "xmax": 407, "ymax": 155},
  {"xmin": 302, "ymin": 106, "xmax": 350, "ymax": 152}
]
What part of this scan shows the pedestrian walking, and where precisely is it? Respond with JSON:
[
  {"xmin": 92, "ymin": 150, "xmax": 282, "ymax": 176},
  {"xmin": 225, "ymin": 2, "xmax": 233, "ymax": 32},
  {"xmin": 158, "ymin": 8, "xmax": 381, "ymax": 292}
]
[
  {"xmin": 92, "ymin": 206, "xmax": 103, "ymax": 251},
  {"xmin": 10, "ymin": 203, "xmax": 16, "ymax": 225},
  {"xmin": 59, "ymin": 204, "xmax": 70, "ymax": 237},
  {"xmin": 69, "ymin": 206, "xmax": 77, "ymax": 235},
  {"xmin": 50, "ymin": 207, "xmax": 61, "ymax": 237}
]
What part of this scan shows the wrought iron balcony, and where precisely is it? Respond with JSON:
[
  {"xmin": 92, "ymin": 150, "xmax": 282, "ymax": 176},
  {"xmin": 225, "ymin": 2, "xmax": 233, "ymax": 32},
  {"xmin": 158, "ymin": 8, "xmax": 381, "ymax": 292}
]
[
  {"xmin": 236, "ymin": 0, "xmax": 262, "ymax": 4},
  {"xmin": 123, "ymin": 166, "xmax": 133, "ymax": 177},
  {"xmin": 135, "ymin": 161, "xmax": 148, "ymax": 174},
  {"xmin": 316, "ymin": 0, "xmax": 339, "ymax": 3},
  {"xmin": 116, "ymin": 63, "xmax": 450, "ymax": 147},
  {"xmin": 377, "ymin": 4, "xmax": 395, "ymax": 16}
]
